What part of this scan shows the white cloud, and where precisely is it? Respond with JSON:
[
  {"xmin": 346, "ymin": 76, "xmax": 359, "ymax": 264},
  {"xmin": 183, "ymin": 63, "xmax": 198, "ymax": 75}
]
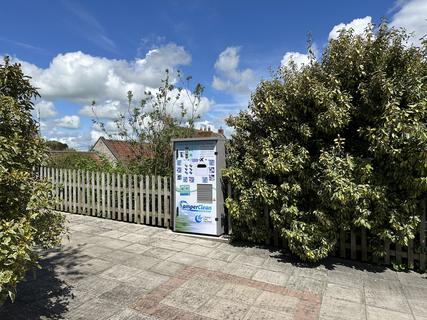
[
  {"xmin": 54, "ymin": 135, "xmax": 87, "ymax": 150},
  {"xmin": 90, "ymin": 129, "xmax": 104, "ymax": 144},
  {"xmin": 80, "ymin": 87, "xmax": 212, "ymax": 121},
  {"xmin": 40, "ymin": 124, "xmax": 90, "ymax": 150},
  {"xmin": 55, "ymin": 115, "xmax": 81, "ymax": 129},
  {"xmin": 281, "ymin": 52, "xmax": 311, "ymax": 68},
  {"xmin": 33, "ymin": 100, "xmax": 57, "ymax": 118},
  {"xmin": 329, "ymin": 16, "xmax": 372, "ymax": 40},
  {"xmin": 17, "ymin": 43, "xmax": 191, "ymax": 104},
  {"xmin": 14, "ymin": 43, "xmax": 212, "ymax": 124},
  {"xmin": 391, "ymin": 0, "xmax": 427, "ymax": 46},
  {"xmin": 212, "ymin": 47, "xmax": 255, "ymax": 95},
  {"xmin": 214, "ymin": 47, "xmax": 240, "ymax": 73},
  {"xmin": 80, "ymin": 100, "xmax": 123, "ymax": 119},
  {"xmin": 90, "ymin": 120, "xmax": 127, "ymax": 143}
]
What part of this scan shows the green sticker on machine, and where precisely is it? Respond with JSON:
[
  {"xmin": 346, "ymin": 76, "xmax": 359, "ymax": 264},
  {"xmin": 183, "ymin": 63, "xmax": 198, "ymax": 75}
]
[{"xmin": 178, "ymin": 185, "xmax": 190, "ymax": 196}]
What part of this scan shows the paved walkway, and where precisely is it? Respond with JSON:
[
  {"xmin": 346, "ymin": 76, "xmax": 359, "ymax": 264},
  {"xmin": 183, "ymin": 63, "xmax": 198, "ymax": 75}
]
[{"xmin": 1, "ymin": 213, "xmax": 426, "ymax": 320}]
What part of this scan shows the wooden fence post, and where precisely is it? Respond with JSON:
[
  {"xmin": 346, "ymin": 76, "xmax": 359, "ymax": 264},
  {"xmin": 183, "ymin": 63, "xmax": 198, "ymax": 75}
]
[
  {"xmin": 420, "ymin": 199, "xmax": 426, "ymax": 271},
  {"xmin": 91, "ymin": 171, "xmax": 95, "ymax": 216},
  {"xmin": 163, "ymin": 176, "xmax": 169, "ymax": 228},
  {"xmin": 134, "ymin": 174, "xmax": 139, "ymax": 224},
  {"xmin": 145, "ymin": 175, "xmax": 150, "ymax": 224},
  {"xmin": 123, "ymin": 173, "xmax": 127, "ymax": 222},
  {"xmin": 112, "ymin": 172, "xmax": 116, "ymax": 220},
  {"xmin": 350, "ymin": 230, "xmax": 356, "ymax": 260},
  {"xmin": 85, "ymin": 170, "xmax": 89, "ymax": 215},
  {"xmin": 264, "ymin": 207, "xmax": 270, "ymax": 245},
  {"xmin": 139, "ymin": 175, "xmax": 144, "ymax": 224},
  {"xmin": 396, "ymin": 244, "xmax": 402, "ymax": 265},
  {"xmin": 117, "ymin": 173, "xmax": 122, "ymax": 221},
  {"xmin": 128, "ymin": 174, "xmax": 133, "ymax": 222},
  {"xmin": 54, "ymin": 168, "xmax": 59, "ymax": 210},
  {"xmin": 340, "ymin": 230, "xmax": 346, "ymax": 258},
  {"xmin": 384, "ymin": 239, "xmax": 390, "ymax": 265},
  {"xmin": 106, "ymin": 172, "xmax": 111, "ymax": 219},
  {"xmin": 101, "ymin": 172, "xmax": 106, "ymax": 218},
  {"xmin": 151, "ymin": 176, "xmax": 156, "ymax": 226},
  {"xmin": 64, "ymin": 169, "xmax": 69, "ymax": 212},
  {"xmin": 157, "ymin": 176, "xmax": 162, "ymax": 226},
  {"xmin": 58, "ymin": 169, "xmax": 63, "ymax": 212},
  {"xmin": 72, "ymin": 169, "xmax": 77, "ymax": 213},
  {"xmin": 77, "ymin": 169, "xmax": 81, "ymax": 214}
]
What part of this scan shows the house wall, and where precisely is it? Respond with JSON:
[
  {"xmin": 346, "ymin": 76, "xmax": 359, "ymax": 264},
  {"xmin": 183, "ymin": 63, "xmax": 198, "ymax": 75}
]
[{"xmin": 92, "ymin": 139, "xmax": 117, "ymax": 163}]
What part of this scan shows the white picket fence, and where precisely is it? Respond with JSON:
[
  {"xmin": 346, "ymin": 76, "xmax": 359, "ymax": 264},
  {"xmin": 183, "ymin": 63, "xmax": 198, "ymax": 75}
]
[
  {"xmin": 39, "ymin": 167, "xmax": 172, "ymax": 228},
  {"xmin": 39, "ymin": 166, "xmax": 426, "ymax": 270}
]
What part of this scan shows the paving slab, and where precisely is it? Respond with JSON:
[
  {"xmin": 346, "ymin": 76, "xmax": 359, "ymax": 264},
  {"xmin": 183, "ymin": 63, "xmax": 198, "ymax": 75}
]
[
  {"xmin": 324, "ymin": 283, "xmax": 363, "ymax": 304},
  {"xmin": 2, "ymin": 212, "xmax": 426, "ymax": 320},
  {"xmin": 107, "ymin": 308, "xmax": 159, "ymax": 320},
  {"xmin": 196, "ymin": 297, "xmax": 249, "ymax": 320},
  {"xmin": 254, "ymin": 291, "xmax": 299, "ymax": 315},
  {"xmin": 122, "ymin": 243, "xmax": 151, "ymax": 254},
  {"xmin": 67, "ymin": 298, "xmax": 123, "ymax": 320},
  {"xmin": 319, "ymin": 296, "xmax": 366, "ymax": 320},
  {"xmin": 252, "ymin": 269, "xmax": 291, "ymax": 286},
  {"xmin": 216, "ymin": 282, "xmax": 263, "ymax": 305},
  {"xmin": 149, "ymin": 260, "xmax": 186, "ymax": 276},
  {"xmin": 123, "ymin": 255, "xmax": 162, "ymax": 270},
  {"xmin": 366, "ymin": 305, "xmax": 413, "ymax": 320},
  {"xmin": 99, "ymin": 283, "xmax": 149, "ymax": 306}
]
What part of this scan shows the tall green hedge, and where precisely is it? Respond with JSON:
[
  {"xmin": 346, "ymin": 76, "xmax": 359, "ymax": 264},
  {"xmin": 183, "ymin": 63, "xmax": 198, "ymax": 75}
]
[
  {"xmin": 224, "ymin": 24, "xmax": 427, "ymax": 262},
  {"xmin": 0, "ymin": 57, "xmax": 65, "ymax": 303}
]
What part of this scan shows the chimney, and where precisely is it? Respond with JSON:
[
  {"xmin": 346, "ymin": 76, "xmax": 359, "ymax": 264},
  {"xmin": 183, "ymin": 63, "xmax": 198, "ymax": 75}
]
[
  {"xmin": 208, "ymin": 126, "xmax": 211, "ymax": 132},
  {"xmin": 218, "ymin": 127, "xmax": 224, "ymax": 136}
]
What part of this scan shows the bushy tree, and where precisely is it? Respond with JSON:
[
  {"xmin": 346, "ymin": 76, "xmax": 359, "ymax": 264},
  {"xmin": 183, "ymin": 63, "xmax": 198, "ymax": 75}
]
[
  {"xmin": 93, "ymin": 69, "xmax": 204, "ymax": 176},
  {"xmin": 224, "ymin": 24, "xmax": 427, "ymax": 261},
  {"xmin": 0, "ymin": 57, "xmax": 65, "ymax": 303},
  {"xmin": 46, "ymin": 140, "xmax": 69, "ymax": 151}
]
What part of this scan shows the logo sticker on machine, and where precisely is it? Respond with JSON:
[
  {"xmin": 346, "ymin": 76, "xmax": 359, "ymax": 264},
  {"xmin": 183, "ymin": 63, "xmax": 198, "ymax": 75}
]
[{"xmin": 179, "ymin": 200, "xmax": 212, "ymax": 212}]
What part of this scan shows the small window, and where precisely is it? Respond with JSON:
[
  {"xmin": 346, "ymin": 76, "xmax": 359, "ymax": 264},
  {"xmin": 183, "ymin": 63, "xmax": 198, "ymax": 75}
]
[{"xmin": 197, "ymin": 184, "xmax": 212, "ymax": 203}]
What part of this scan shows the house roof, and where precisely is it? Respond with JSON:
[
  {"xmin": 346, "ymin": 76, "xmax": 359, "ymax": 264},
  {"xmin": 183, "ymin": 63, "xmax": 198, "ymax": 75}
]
[
  {"xmin": 97, "ymin": 137, "xmax": 152, "ymax": 165},
  {"xmin": 94, "ymin": 128, "xmax": 224, "ymax": 165}
]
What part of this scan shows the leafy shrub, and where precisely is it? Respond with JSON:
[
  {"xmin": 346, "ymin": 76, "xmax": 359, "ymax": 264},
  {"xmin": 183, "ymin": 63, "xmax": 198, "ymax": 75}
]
[
  {"xmin": 46, "ymin": 151, "xmax": 127, "ymax": 173},
  {"xmin": 224, "ymin": 24, "xmax": 427, "ymax": 261},
  {"xmin": 0, "ymin": 57, "xmax": 66, "ymax": 303},
  {"xmin": 46, "ymin": 140, "xmax": 69, "ymax": 151}
]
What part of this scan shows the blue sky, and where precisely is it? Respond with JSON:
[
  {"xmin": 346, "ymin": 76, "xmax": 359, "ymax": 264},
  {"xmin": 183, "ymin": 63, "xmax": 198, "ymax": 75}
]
[{"xmin": 1, "ymin": 0, "xmax": 425, "ymax": 149}]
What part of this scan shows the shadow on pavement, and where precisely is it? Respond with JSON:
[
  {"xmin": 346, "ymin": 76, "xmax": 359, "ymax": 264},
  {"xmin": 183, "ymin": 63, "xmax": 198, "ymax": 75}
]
[
  {"xmin": 0, "ymin": 244, "xmax": 87, "ymax": 320},
  {"xmin": 228, "ymin": 238, "xmax": 396, "ymax": 274}
]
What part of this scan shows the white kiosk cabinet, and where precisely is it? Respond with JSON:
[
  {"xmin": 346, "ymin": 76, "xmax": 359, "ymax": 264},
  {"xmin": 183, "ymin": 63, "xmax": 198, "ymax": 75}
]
[{"xmin": 172, "ymin": 137, "xmax": 226, "ymax": 236}]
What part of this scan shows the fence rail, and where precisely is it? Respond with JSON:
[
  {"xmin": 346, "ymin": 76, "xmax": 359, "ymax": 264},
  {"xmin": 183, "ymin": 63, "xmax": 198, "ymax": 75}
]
[
  {"xmin": 40, "ymin": 166, "xmax": 426, "ymax": 270},
  {"xmin": 39, "ymin": 167, "xmax": 172, "ymax": 228},
  {"xmin": 257, "ymin": 200, "xmax": 427, "ymax": 271}
]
